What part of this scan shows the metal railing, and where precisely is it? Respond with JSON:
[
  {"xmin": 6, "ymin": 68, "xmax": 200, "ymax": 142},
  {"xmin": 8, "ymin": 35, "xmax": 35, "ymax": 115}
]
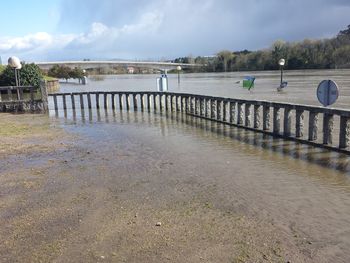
[{"xmin": 48, "ymin": 91, "xmax": 350, "ymax": 154}]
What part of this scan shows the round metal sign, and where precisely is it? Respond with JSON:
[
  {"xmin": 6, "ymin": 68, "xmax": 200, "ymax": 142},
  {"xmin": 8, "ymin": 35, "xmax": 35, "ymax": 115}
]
[{"xmin": 317, "ymin": 80, "xmax": 339, "ymax": 107}]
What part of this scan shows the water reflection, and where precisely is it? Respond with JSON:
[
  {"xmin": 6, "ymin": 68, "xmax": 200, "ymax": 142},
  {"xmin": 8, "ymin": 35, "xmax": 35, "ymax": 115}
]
[{"xmin": 50, "ymin": 108, "xmax": 350, "ymax": 187}]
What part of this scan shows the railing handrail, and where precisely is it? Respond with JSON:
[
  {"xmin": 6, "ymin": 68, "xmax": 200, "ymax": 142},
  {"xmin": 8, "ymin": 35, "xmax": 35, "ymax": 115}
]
[{"xmin": 48, "ymin": 91, "xmax": 350, "ymax": 117}]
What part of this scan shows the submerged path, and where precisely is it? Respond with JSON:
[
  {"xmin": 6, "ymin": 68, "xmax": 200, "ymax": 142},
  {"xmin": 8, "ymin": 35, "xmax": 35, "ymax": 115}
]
[{"xmin": 1, "ymin": 111, "xmax": 350, "ymax": 262}]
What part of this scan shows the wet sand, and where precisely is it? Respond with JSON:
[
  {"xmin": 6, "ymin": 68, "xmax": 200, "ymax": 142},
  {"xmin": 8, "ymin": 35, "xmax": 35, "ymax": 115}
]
[{"xmin": 1, "ymin": 111, "xmax": 350, "ymax": 262}]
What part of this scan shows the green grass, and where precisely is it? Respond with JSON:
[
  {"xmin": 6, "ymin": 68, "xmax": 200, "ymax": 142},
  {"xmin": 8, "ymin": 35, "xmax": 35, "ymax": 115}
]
[{"xmin": 43, "ymin": 75, "xmax": 58, "ymax": 81}]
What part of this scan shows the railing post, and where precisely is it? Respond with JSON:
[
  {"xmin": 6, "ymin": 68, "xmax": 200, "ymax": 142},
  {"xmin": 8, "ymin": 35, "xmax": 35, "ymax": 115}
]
[
  {"xmin": 176, "ymin": 96, "xmax": 180, "ymax": 112},
  {"xmin": 273, "ymin": 107, "xmax": 281, "ymax": 134},
  {"xmin": 87, "ymin": 93, "xmax": 92, "ymax": 109},
  {"xmin": 308, "ymin": 111, "xmax": 318, "ymax": 141},
  {"xmin": 111, "ymin": 93, "xmax": 115, "ymax": 109},
  {"xmin": 95, "ymin": 93, "xmax": 100, "ymax": 109},
  {"xmin": 263, "ymin": 105, "xmax": 270, "ymax": 131},
  {"xmin": 104, "ymin": 93, "xmax": 108, "ymax": 109},
  {"xmin": 153, "ymin": 94, "xmax": 157, "ymax": 111},
  {"xmin": 80, "ymin": 94, "xmax": 84, "ymax": 109},
  {"xmin": 207, "ymin": 98, "xmax": 210, "ymax": 117},
  {"xmin": 200, "ymin": 98, "xmax": 204, "ymax": 117},
  {"xmin": 165, "ymin": 94, "xmax": 168, "ymax": 111},
  {"xmin": 71, "ymin": 94, "xmax": 76, "ymax": 110},
  {"xmin": 223, "ymin": 101, "xmax": 227, "ymax": 122},
  {"xmin": 19, "ymin": 86, "xmax": 24, "ymax": 100},
  {"xmin": 295, "ymin": 109, "xmax": 304, "ymax": 138},
  {"xmin": 181, "ymin": 96, "xmax": 188, "ymax": 113},
  {"xmin": 217, "ymin": 99, "xmax": 222, "ymax": 120},
  {"xmin": 133, "ymin": 93, "xmax": 138, "ymax": 110},
  {"xmin": 211, "ymin": 98, "xmax": 216, "ymax": 119},
  {"xmin": 189, "ymin": 96, "xmax": 193, "ymax": 114},
  {"xmin": 170, "ymin": 95, "xmax": 174, "ymax": 111},
  {"xmin": 53, "ymin": 94, "xmax": 58, "ymax": 111},
  {"xmin": 245, "ymin": 103, "xmax": 251, "ymax": 127},
  {"xmin": 339, "ymin": 116, "xmax": 350, "ymax": 149},
  {"xmin": 126, "ymin": 93, "xmax": 130, "ymax": 111},
  {"xmin": 177, "ymin": 95, "xmax": 179, "ymax": 112},
  {"xmin": 140, "ymin": 94, "xmax": 144, "ymax": 110},
  {"xmin": 193, "ymin": 97, "xmax": 197, "ymax": 115},
  {"xmin": 62, "ymin": 94, "xmax": 67, "ymax": 110},
  {"xmin": 197, "ymin": 97, "xmax": 201, "ymax": 115},
  {"xmin": 283, "ymin": 107, "xmax": 292, "ymax": 137},
  {"xmin": 230, "ymin": 101, "xmax": 236, "ymax": 123},
  {"xmin": 253, "ymin": 105, "xmax": 260, "ymax": 129},
  {"xmin": 157, "ymin": 93, "xmax": 161, "ymax": 111},
  {"xmin": 237, "ymin": 103, "xmax": 243, "ymax": 125},
  {"xmin": 40, "ymin": 81, "xmax": 48, "ymax": 111},
  {"xmin": 7, "ymin": 88, "xmax": 12, "ymax": 101},
  {"xmin": 146, "ymin": 93, "xmax": 150, "ymax": 111},
  {"xmin": 119, "ymin": 93, "xmax": 123, "ymax": 110},
  {"xmin": 323, "ymin": 113, "xmax": 334, "ymax": 145}
]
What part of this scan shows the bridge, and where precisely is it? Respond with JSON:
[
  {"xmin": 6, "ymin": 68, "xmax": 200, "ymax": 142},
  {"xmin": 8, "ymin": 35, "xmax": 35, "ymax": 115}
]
[{"xmin": 36, "ymin": 60, "xmax": 202, "ymax": 71}]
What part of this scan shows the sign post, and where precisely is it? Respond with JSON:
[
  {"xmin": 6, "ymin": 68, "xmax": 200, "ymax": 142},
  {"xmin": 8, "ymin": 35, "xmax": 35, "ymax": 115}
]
[{"xmin": 317, "ymin": 80, "xmax": 339, "ymax": 107}]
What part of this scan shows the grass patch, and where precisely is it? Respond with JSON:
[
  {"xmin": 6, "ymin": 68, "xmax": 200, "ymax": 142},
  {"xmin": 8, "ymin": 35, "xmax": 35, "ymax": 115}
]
[{"xmin": 43, "ymin": 75, "xmax": 58, "ymax": 81}]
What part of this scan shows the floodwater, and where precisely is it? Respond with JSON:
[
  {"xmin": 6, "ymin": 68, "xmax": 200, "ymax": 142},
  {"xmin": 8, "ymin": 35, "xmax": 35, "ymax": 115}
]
[
  {"xmin": 59, "ymin": 69, "xmax": 350, "ymax": 108},
  {"xmin": 46, "ymin": 70, "xmax": 350, "ymax": 261}
]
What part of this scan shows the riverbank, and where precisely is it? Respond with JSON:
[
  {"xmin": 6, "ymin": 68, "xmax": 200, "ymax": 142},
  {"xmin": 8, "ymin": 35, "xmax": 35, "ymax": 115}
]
[{"xmin": 0, "ymin": 113, "xmax": 314, "ymax": 262}]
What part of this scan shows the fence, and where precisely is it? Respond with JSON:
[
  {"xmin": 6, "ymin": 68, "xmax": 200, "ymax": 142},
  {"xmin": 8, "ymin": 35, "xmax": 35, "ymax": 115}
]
[
  {"xmin": 49, "ymin": 91, "xmax": 350, "ymax": 154},
  {"xmin": 0, "ymin": 84, "xmax": 48, "ymax": 112}
]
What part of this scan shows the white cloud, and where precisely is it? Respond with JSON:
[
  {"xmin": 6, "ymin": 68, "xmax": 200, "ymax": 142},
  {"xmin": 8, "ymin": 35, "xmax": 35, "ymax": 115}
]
[
  {"xmin": 1, "ymin": 0, "xmax": 350, "ymax": 61},
  {"xmin": 0, "ymin": 32, "xmax": 52, "ymax": 52},
  {"xmin": 0, "ymin": 10, "xmax": 164, "ymax": 61}
]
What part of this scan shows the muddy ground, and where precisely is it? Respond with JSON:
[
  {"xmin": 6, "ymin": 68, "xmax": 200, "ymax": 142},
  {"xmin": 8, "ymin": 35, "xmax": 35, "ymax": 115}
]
[{"xmin": 0, "ymin": 113, "xmax": 332, "ymax": 262}]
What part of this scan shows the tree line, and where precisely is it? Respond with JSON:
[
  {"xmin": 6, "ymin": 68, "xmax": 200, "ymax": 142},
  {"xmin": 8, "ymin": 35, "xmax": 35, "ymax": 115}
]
[
  {"xmin": 174, "ymin": 25, "xmax": 350, "ymax": 72},
  {"xmin": 47, "ymin": 65, "xmax": 86, "ymax": 82}
]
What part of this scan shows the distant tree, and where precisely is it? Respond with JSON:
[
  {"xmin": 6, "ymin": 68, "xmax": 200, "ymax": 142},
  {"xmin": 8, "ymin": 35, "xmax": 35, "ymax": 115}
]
[
  {"xmin": 70, "ymin": 67, "xmax": 85, "ymax": 79},
  {"xmin": 333, "ymin": 45, "xmax": 350, "ymax": 68},
  {"xmin": 217, "ymin": 50, "xmax": 234, "ymax": 72},
  {"xmin": 338, "ymin": 25, "xmax": 350, "ymax": 37},
  {"xmin": 172, "ymin": 24, "xmax": 350, "ymax": 72},
  {"xmin": 48, "ymin": 65, "xmax": 71, "ymax": 82}
]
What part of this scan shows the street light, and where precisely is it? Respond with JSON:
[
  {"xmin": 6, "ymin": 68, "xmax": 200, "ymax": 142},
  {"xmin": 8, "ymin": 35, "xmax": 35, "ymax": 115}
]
[
  {"xmin": 8, "ymin": 56, "xmax": 21, "ymax": 86},
  {"xmin": 278, "ymin": 58, "xmax": 285, "ymax": 88},
  {"xmin": 176, "ymin": 66, "xmax": 182, "ymax": 84},
  {"xmin": 8, "ymin": 56, "xmax": 21, "ymax": 99}
]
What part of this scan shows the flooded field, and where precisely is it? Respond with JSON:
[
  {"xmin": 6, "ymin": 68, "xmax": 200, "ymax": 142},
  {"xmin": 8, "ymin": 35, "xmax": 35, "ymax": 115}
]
[
  {"xmin": 60, "ymin": 69, "xmax": 350, "ymax": 108},
  {"xmin": 1, "ymin": 70, "xmax": 350, "ymax": 262}
]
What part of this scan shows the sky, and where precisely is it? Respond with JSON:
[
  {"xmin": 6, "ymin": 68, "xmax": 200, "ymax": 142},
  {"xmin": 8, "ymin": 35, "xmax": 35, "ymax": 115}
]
[{"xmin": 0, "ymin": 0, "xmax": 349, "ymax": 62}]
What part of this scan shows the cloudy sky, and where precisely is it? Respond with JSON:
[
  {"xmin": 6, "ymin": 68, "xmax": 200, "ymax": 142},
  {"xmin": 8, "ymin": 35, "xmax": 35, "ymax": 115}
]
[{"xmin": 0, "ymin": 0, "xmax": 349, "ymax": 62}]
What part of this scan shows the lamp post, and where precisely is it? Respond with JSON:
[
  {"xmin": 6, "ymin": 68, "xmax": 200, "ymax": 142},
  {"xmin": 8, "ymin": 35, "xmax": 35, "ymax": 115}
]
[
  {"xmin": 8, "ymin": 56, "xmax": 21, "ymax": 99},
  {"xmin": 278, "ymin": 58, "xmax": 285, "ymax": 88},
  {"xmin": 176, "ymin": 66, "xmax": 182, "ymax": 84}
]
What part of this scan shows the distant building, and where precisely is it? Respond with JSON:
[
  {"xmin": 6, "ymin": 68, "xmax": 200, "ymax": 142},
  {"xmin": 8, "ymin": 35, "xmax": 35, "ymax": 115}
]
[
  {"xmin": 0, "ymin": 56, "xmax": 2, "ymax": 65},
  {"xmin": 127, "ymin": 67, "xmax": 135, "ymax": 74}
]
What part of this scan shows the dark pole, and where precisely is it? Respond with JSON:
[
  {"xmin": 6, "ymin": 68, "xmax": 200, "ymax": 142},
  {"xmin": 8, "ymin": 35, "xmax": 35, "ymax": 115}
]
[
  {"xmin": 14, "ymin": 68, "xmax": 18, "ymax": 86},
  {"xmin": 280, "ymin": 66, "xmax": 283, "ymax": 87},
  {"xmin": 17, "ymin": 69, "xmax": 20, "ymax": 86}
]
